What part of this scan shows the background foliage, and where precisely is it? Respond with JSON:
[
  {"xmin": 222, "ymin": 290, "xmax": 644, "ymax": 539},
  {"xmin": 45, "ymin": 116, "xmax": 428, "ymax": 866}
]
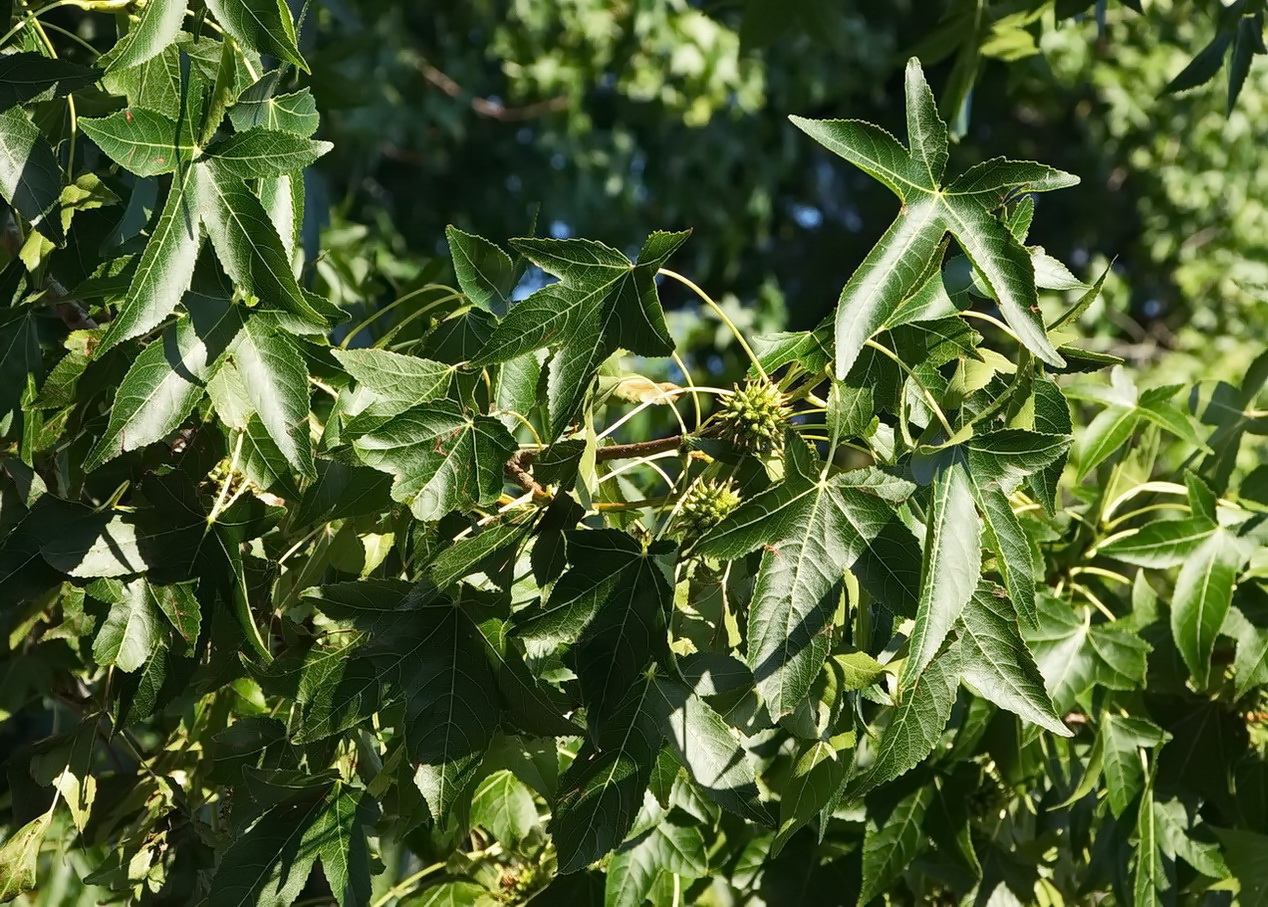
[{"xmin": 3, "ymin": 1, "xmax": 1268, "ymax": 905}]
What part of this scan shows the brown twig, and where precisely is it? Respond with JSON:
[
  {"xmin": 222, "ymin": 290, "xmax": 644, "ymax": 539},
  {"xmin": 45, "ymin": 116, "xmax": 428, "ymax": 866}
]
[
  {"xmin": 505, "ymin": 435, "xmax": 689, "ymax": 499},
  {"xmin": 415, "ymin": 58, "xmax": 569, "ymax": 122},
  {"xmin": 505, "ymin": 449, "xmax": 549, "ymax": 501}
]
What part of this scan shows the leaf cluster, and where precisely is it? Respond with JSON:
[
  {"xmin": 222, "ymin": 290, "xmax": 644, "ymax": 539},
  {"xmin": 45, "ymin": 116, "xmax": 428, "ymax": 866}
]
[{"xmin": 0, "ymin": 10, "xmax": 1267, "ymax": 907}]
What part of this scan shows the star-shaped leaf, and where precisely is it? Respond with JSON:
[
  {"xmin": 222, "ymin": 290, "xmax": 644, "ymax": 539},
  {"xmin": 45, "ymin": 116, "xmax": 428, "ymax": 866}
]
[
  {"xmin": 1024, "ymin": 594, "xmax": 1151, "ymax": 712},
  {"xmin": 698, "ymin": 434, "xmax": 920, "ymax": 719},
  {"xmin": 791, "ymin": 57, "xmax": 1077, "ymax": 379},
  {"xmin": 473, "ymin": 231, "xmax": 689, "ymax": 435},
  {"xmin": 351, "ymin": 401, "xmax": 517, "ymax": 521}
]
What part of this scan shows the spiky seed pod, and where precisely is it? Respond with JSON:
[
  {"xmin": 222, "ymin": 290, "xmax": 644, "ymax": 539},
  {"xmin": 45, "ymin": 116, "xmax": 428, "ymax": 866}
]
[
  {"xmin": 716, "ymin": 379, "xmax": 790, "ymax": 453},
  {"xmin": 675, "ymin": 477, "xmax": 742, "ymax": 539},
  {"xmin": 203, "ymin": 457, "xmax": 260, "ymax": 499}
]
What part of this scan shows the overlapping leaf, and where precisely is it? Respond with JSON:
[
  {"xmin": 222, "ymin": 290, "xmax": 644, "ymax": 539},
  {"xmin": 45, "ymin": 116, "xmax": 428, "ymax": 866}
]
[
  {"xmin": 351, "ymin": 401, "xmax": 516, "ymax": 521},
  {"xmin": 473, "ymin": 231, "xmax": 689, "ymax": 434},
  {"xmin": 956, "ymin": 588, "xmax": 1069, "ymax": 735},
  {"xmin": 698, "ymin": 435, "xmax": 920, "ymax": 718},
  {"xmin": 85, "ymin": 300, "xmax": 243, "ymax": 470}
]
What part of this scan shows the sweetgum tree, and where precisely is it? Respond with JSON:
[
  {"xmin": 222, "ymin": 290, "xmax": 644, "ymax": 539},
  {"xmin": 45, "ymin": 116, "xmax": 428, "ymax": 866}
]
[{"xmin": 2, "ymin": 4, "xmax": 1268, "ymax": 906}]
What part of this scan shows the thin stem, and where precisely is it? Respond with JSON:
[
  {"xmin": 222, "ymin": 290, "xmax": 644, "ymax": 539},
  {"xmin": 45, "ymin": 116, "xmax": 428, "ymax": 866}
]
[
  {"xmin": 207, "ymin": 430, "xmax": 245, "ymax": 524},
  {"xmin": 670, "ymin": 350, "xmax": 703, "ymax": 426},
  {"xmin": 37, "ymin": 20, "xmax": 99, "ymax": 57},
  {"xmin": 1072, "ymin": 582, "xmax": 1117, "ymax": 622},
  {"xmin": 370, "ymin": 862, "xmax": 447, "ymax": 907},
  {"xmin": 1101, "ymin": 481, "xmax": 1187, "ymax": 525},
  {"xmin": 382, "ymin": 301, "xmax": 470, "ymax": 351},
  {"xmin": 1069, "ymin": 565, "xmax": 1132, "ymax": 587},
  {"xmin": 597, "ymin": 386, "xmax": 728, "ymax": 442},
  {"xmin": 340, "ymin": 287, "xmax": 461, "ymax": 349},
  {"xmin": 1103, "ymin": 502, "xmax": 1190, "ymax": 532},
  {"xmin": 657, "ymin": 469, "xmax": 708, "ymax": 542},
  {"xmin": 961, "ymin": 309, "xmax": 1023, "ymax": 344},
  {"xmin": 659, "ymin": 268, "xmax": 769, "ymax": 382},
  {"xmin": 597, "ymin": 449, "xmax": 680, "ymax": 487},
  {"xmin": 1, "ymin": 0, "xmax": 89, "ymax": 47},
  {"xmin": 864, "ymin": 338, "xmax": 955, "ymax": 438},
  {"xmin": 594, "ymin": 494, "xmax": 674, "ymax": 512},
  {"xmin": 498, "ymin": 409, "xmax": 544, "ymax": 447}
]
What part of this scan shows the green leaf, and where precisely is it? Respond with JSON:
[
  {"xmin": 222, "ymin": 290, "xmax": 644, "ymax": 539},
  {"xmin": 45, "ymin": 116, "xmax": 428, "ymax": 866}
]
[
  {"xmin": 0, "ymin": 52, "xmax": 100, "ymax": 110},
  {"xmin": 650, "ymin": 678, "xmax": 771, "ymax": 823},
  {"xmin": 1099, "ymin": 518, "xmax": 1215, "ymax": 568},
  {"xmin": 405, "ymin": 881, "xmax": 496, "ymax": 907},
  {"xmin": 306, "ymin": 786, "xmax": 373, "ymax": 907},
  {"xmin": 833, "ymin": 651, "xmax": 887, "ymax": 691},
  {"xmin": 1101, "ymin": 714, "xmax": 1169, "ymax": 817},
  {"xmin": 1026, "ymin": 377, "xmax": 1073, "ymax": 512},
  {"xmin": 352, "ymin": 401, "xmax": 517, "ymax": 521},
  {"xmin": 774, "ymin": 739, "xmax": 850, "ymax": 851},
  {"xmin": 149, "ymin": 581, "xmax": 201, "ymax": 650},
  {"xmin": 860, "ymin": 784, "xmax": 934, "ymax": 904},
  {"xmin": 473, "ymin": 616, "xmax": 581, "ymax": 738},
  {"xmin": 97, "ymin": 164, "xmax": 202, "ymax": 353},
  {"xmin": 791, "ymin": 58, "xmax": 1072, "ymax": 379},
  {"xmin": 80, "ymin": 107, "xmax": 195, "ymax": 177},
  {"xmin": 956, "ymin": 588, "xmax": 1069, "ymax": 735},
  {"xmin": 1025, "ymin": 597, "xmax": 1150, "ymax": 711},
  {"xmin": 294, "ymin": 461, "xmax": 393, "ymax": 526},
  {"xmin": 228, "ymin": 76, "xmax": 319, "ymax": 136},
  {"xmin": 474, "ymin": 231, "xmax": 689, "ymax": 434},
  {"xmin": 332, "ymin": 348, "xmax": 454, "ymax": 422},
  {"xmin": 901, "ymin": 451, "xmax": 980, "ymax": 688},
  {"xmin": 1154, "ymin": 796, "xmax": 1228, "ymax": 878},
  {"xmin": 564, "ymin": 532, "xmax": 673, "ymax": 731},
  {"xmin": 551, "ymin": 682, "xmax": 661, "ymax": 873},
  {"xmin": 844, "ymin": 644, "xmax": 960, "ymax": 801},
  {"xmin": 471, "ymin": 769, "xmax": 539, "ymax": 848},
  {"xmin": 0, "ymin": 107, "xmax": 65, "ymax": 245},
  {"xmin": 605, "ymin": 816, "xmax": 707, "ymax": 907},
  {"xmin": 446, "ymin": 226, "xmax": 515, "ymax": 312},
  {"xmin": 0, "ymin": 808, "xmax": 52, "ymax": 902},
  {"xmin": 964, "ymin": 430, "xmax": 1072, "ymax": 493},
  {"xmin": 0, "ymin": 311, "xmax": 42, "ymax": 419},
  {"xmin": 204, "ymin": 128, "xmax": 332, "ymax": 178},
  {"xmin": 34, "ymin": 501, "xmax": 199, "ymax": 580},
  {"xmin": 271, "ymin": 635, "xmax": 379, "ymax": 744},
  {"xmin": 979, "ymin": 488, "xmax": 1038, "ymax": 627},
  {"xmin": 1214, "ymin": 828, "xmax": 1268, "ymax": 907},
  {"xmin": 85, "ymin": 301, "xmax": 242, "ymax": 471},
  {"xmin": 698, "ymin": 436, "xmax": 918, "ymax": 718},
  {"xmin": 427, "ymin": 519, "xmax": 529, "ymax": 589},
  {"xmin": 372, "ymin": 600, "xmax": 501, "ymax": 772},
  {"xmin": 230, "ymin": 314, "xmax": 314, "ymax": 477},
  {"xmin": 207, "ymin": 792, "xmax": 327, "ymax": 906},
  {"xmin": 90, "ymin": 577, "xmax": 164, "ymax": 673},
  {"xmin": 1133, "ymin": 779, "xmax": 1165, "ymax": 907},
  {"xmin": 199, "ymin": 159, "xmax": 329, "ymax": 326},
  {"xmin": 413, "ymin": 756, "xmax": 483, "ymax": 827},
  {"xmin": 101, "ymin": 0, "xmax": 187, "ymax": 73},
  {"xmin": 1171, "ymin": 528, "xmax": 1242, "ymax": 686},
  {"xmin": 206, "ymin": 0, "xmax": 306, "ymax": 71}
]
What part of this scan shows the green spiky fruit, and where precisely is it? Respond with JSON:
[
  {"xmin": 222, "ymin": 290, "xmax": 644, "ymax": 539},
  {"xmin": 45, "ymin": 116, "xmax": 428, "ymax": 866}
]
[
  {"xmin": 717, "ymin": 379, "xmax": 790, "ymax": 453},
  {"xmin": 675, "ymin": 478, "xmax": 742, "ymax": 538}
]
